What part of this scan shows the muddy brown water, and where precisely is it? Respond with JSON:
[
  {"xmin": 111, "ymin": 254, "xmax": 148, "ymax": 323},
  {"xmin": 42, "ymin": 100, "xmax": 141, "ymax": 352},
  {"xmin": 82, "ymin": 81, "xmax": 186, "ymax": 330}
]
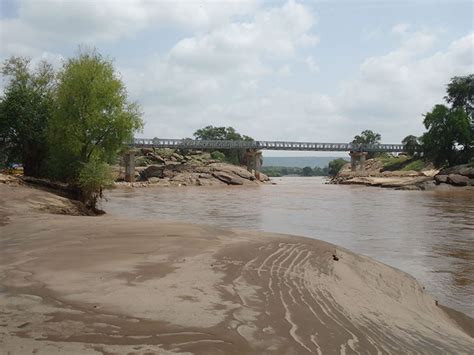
[{"xmin": 102, "ymin": 177, "xmax": 474, "ymax": 317}]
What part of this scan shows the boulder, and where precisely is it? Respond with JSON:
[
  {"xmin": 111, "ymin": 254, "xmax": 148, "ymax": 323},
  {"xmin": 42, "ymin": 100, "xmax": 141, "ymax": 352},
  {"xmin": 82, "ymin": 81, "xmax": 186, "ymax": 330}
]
[
  {"xmin": 140, "ymin": 165, "xmax": 164, "ymax": 180},
  {"xmin": 172, "ymin": 153, "xmax": 184, "ymax": 161},
  {"xmin": 447, "ymin": 174, "xmax": 470, "ymax": 186},
  {"xmin": 146, "ymin": 153, "xmax": 166, "ymax": 164},
  {"xmin": 140, "ymin": 147, "xmax": 154, "ymax": 155},
  {"xmin": 148, "ymin": 177, "xmax": 161, "ymax": 183},
  {"xmin": 459, "ymin": 167, "xmax": 474, "ymax": 178},
  {"xmin": 258, "ymin": 172, "xmax": 270, "ymax": 182},
  {"xmin": 439, "ymin": 164, "xmax": 474, "ymax": 178},
  {"xmin": 434, "ymin": 174, "xmax": 448, "ymax": 184},
  {"xmin": 212, "ymin": 172, "xmax": 244, "ymax": 185}
]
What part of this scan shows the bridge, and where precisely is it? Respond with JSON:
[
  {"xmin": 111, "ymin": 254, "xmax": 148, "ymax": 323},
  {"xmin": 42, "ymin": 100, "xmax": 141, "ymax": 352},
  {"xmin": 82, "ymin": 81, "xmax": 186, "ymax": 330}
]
[{"xmin": 122, "ymin": 137, "xmax": 405, "ymax": 182}]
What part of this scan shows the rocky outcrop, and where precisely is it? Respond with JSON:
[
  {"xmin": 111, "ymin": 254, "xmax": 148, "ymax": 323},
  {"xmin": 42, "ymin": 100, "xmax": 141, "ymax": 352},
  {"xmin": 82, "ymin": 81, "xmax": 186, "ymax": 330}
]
[
  {"xmin": 434, "ymin": 164, "xmax": 474, "ymax": 187},
  {"xmin": 115, "ymin": 148, "xmax": 267, "ymax": 188}
]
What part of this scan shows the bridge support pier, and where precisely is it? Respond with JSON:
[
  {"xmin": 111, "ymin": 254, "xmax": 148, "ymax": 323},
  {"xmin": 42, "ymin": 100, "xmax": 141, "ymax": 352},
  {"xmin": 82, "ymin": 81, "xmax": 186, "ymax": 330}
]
[
  {"xmin": 245, "ymin": 149, "xmax": 263, "ymax": 179},
  {"xmin": 124, "ymin": 151, "xmax": 135, "ymax": 182},
  {"xmin": 349, "ymin": 151, "xmax": 367, "ymax": 172}
]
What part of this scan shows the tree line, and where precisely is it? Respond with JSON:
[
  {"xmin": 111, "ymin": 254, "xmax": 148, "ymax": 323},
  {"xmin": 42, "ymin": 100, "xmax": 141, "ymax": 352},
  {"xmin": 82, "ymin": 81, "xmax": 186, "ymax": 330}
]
[{"xmin": 0, "ymin": 49, "xmax": 143, "ymax": 210}]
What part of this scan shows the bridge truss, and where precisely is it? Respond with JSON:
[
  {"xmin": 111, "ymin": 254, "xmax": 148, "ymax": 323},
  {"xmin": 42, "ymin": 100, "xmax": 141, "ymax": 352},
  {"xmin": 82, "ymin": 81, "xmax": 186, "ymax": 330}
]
[{"xmin": 131, "ymin": 138, "xmax": 405, "ymax": 153}]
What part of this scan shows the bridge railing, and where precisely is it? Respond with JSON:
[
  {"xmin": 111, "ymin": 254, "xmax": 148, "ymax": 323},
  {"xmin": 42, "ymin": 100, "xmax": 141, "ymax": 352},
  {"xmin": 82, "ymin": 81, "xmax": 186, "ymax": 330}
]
[{"xmin": 131, "ymin": 138, "xmax": 405, "ymax": 152}]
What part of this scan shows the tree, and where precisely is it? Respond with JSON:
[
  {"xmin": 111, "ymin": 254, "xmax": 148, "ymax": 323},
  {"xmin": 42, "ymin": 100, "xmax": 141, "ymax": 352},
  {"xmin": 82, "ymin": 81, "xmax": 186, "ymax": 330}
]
[
  {"xmin": 48, "ymin": 48, "xmax": 143, "ymax": 208},
  {"xmin": 420, "ymin": 104, "xmax": 472, "ymax": 167},
  {"xmin": 352, "ymin": 130, "xmax": 381, "ymax": 145},
  {"xmin": 328, "ymin": 158, "xmax": 347, "ymax": 176},
  {"xmin": 445, "ymin": 75, "xmax": 473, "ymax": 119},
  {"xmin": 193, "ymin": 125, "xmax": 253, "ymax": 165},
  {"xmin": 401, "ymin": 135, "xmax": 420, "ymax": 157},
  {"xmin": 302, "ymin": 166, "xmax": 313, "ymax": 176},
  {"xmin": 0, "ymin": 57, "xmax": 55, "ymax": 176},
  {"xmin": 352, "ymin": 130, "xmax": 382, "ymax": 158},
  {"xmin": 48, "ymin": 48, "xmax": 143, "ymax": 182}
]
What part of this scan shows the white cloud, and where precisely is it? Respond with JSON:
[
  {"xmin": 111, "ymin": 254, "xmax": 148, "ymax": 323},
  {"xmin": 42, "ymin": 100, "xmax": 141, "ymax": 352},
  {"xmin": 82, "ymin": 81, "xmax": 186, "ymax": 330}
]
[{"xmin": 305, "ymin": 56, "xmax": 320, "ymax": 73}]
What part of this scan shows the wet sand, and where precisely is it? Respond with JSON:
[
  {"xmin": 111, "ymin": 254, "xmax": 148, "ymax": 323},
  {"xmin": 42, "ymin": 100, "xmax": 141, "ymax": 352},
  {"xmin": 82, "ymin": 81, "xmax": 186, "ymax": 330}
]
[{"xmin": 0, "ymin": 183, "xmax": 473, "ymax": 354}]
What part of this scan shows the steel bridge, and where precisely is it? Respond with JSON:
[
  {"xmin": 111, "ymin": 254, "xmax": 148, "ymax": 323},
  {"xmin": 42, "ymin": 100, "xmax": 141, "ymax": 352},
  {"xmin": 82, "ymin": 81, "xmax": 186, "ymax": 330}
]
[{"xmin": 131, "ymin": 138, "xmax": 405, "ymax": 153}]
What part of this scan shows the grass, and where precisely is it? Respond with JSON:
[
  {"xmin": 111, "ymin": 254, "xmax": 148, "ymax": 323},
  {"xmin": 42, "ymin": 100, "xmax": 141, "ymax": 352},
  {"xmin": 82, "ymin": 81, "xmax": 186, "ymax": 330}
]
[
  {"xmin": 401, "ymin": 159, "xmax": 425, "ymax": 172},
  {"xmin": 381, "ymin": 155, "xmax": 409, "ymax": 170}
]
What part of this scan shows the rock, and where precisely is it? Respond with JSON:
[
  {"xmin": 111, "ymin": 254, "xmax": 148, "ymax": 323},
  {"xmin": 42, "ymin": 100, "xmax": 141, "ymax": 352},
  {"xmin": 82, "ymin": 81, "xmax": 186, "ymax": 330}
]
[
  {"xmin": 439, "ymin": 164, "xmax": 474, "ymax": 178},
  {"xmin": 447, "ymin": 174, "xmax": 470, "ymax": 186},
  {"xmin": 258, "ymin": 172, "xmax": 270, "ymax": 182},
  {"xmin": 434, "ymin": 175, "xmax": 449, "ymax": 184},
  {"xmin": 470, "ymin": 179, "xmax": 474, "ymax": 186},
  {"xmin": 140, "ymin": 165, "xmax": 164, "ymax": 180},
  {"xmin": 140, "ymin": 148, "xmax": 154, "ymax": 155},
  {"xmin": 148, "ymin": 177, "xmax": 161, "ymax": 183},
  {"xmin": 459, "ymin": 167, "xmax": 474, "ymax": 178},
  {"xmin": 212, "ymin": 172, "xmax": 244, "ymax": 185},
  {"xmin": 172, "ymin": 153, "xmax": 184, "ymax": 161},
  {"xmin": 146, "ymin": 153, "xmax": 166, "ymax": 164}
]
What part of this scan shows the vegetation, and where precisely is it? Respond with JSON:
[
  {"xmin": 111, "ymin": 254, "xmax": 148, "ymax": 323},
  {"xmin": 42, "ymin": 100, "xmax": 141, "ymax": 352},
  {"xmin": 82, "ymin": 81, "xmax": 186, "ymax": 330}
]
[
  {"xmin": 193, "ymin": 125, "xmax": 252, "ymax": 165},
  {"xmin": 401, "ymin": 135, "xmax": 420, "ymax": 157},
  {"xmin": 261, "ymin": 165, "xmax": 329, "ymax": 177},
  {"xmin": 0, "ymin": 49, "xmax": 143, "ymax": 210},
  {"xmin": 328, "ymin": 158, "xmax": 348, "ymax": 176},
  {"xmin": 210, "ymin": 151, "xmax": 226, "ymax": 161},
  {"xmin": 352, "ymin": 130, "xmax": 382, "ymax": 158},
  {"xmin": 401, "ymin": 159, "xmax": 425, "ymax": 172},
  {"xmin": 0, "ymin": 57, "xmax": 55, "ymax": 176}
]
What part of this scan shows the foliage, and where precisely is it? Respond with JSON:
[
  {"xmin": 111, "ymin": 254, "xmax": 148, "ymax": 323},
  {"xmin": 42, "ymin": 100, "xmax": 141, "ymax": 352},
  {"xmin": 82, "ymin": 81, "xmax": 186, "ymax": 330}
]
[
  {"xmin": 0, "ymin": 57, "xmax": 56, "ymax": 176},
  {"xmin": 401, "ymin": 159, "xmax": 425, "ymax": 172},
  {"xmin": 193, "ymin": 125, "xmax": 253, "ymax": 165},
  {"xmin": 401, "ymin": 135, "xmax": 420, "ymax": 156},
  {"xmin": 261, "ymin": 165, "xmax": 329, "ymax": 177},
  {"xmin": 211, "ymin": 151, "xmax": 226, "ymax": 161},
  {"xmin": 328, "ymin": 158, "xmax": 348, "ymax": 176},
  {"xmin": 352, "ymin": 130, "xmax": 382, "ymax": 158},
  {"xmin": 77, "ymin": 160, "xmax": 114, "ymax": 210},
  {"xmin": 420, "ymin": 105, "xmax": 472, "ymax": 167},
  {"xmin": 445, "ymin": 75, "xmax": 473, "ymax": 117},
  {"xmin": 47, "ymin": 48, "xmax": 143, "ymax": 181},
  {"xmin": 381, "ymin": 155, "xmax": 409, "ymax": 170},
  {"xmin": 352, "ymin": 130, "xmax": 381, "ymax": 145}
]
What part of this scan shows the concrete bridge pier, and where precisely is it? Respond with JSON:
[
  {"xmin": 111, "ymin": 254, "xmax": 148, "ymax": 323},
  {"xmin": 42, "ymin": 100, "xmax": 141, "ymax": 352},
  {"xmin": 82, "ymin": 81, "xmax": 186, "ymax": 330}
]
[
  {"xmin": 349, "ymin": 151, "xmax": 367, "ymax": 172},
  {"xmin": 124, "ymin": 151, "xmax": 136, "ymax": 182},
  {"xmin": 245, "ymin": 149, "xmax": 263, "ymax": 179}
]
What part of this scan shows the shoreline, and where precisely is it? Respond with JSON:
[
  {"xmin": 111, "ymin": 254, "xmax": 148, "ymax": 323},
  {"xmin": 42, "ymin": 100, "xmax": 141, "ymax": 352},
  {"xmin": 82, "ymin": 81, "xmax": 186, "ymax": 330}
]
[{"xmin": 1, "ymin": 180, "xmax": 473, "ymax": 353}]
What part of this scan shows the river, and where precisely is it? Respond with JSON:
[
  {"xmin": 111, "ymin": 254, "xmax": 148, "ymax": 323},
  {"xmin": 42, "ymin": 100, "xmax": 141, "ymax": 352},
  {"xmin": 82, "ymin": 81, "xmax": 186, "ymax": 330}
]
[{"xmin": 102, "ymin": 177, "xmax": 474, "ymax": 317}]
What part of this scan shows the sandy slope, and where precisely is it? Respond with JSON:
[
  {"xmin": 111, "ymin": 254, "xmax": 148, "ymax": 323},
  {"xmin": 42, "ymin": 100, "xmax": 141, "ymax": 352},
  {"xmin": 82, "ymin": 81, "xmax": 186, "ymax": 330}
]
[{"xmin": 0, "ymin": 182, "xmax": 473, "ymax": 354}]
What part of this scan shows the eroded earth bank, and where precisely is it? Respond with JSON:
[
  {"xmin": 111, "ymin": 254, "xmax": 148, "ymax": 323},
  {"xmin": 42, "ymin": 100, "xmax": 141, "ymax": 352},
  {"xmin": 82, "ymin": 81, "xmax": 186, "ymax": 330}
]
[{"xmin": 0, "ymin": 179, "xmax": 473, "ymax": 354}]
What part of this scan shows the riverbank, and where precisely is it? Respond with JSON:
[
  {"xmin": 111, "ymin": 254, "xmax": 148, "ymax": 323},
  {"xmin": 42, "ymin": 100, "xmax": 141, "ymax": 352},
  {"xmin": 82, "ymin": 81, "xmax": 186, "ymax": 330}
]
[
  {"xmin": 332, "ymin": 157, "xmax": 474, "ymax": 190},
  {"xmin": 1, "ymin": 179, "xmax": 473, "ymax": 353}
]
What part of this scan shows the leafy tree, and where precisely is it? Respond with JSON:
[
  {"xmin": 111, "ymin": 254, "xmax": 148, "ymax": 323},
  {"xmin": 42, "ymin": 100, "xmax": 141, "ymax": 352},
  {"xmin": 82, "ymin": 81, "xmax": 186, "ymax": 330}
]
[
  {"xmin": 193, "ymin": 125, "xmax": 253, "ymax": 165},
  {"xmin": 352, "ymin": 130, "xmax": 382, "ymax": 158},
  {"xmin": 401, "ymin": 135, "xmax": 420, "ymax": 156},
  {"xmin": 420, "ymin": 104, "xmax": 472, "ymax": 167},
  {"xmin": 352, "ymin": 130, "xmax": 381, "ymax": 145},
  {"xmin": 328, "ymin": 158, "xmax": 347, "ymax": 176},
  {"xmin": 0, "ymin": 57, "xmax": 55, "ymax": 176},
  {"xmin": 210, "ymin": 151, "xmax": 225, "ymax": 161},
  {"xmin": 48, "ymin": 48, "xmax": 142, "ymax": 209},
  {"xmin": 445, "ymin": 75, "xmax": 473, "ymax": 119},
  {"xmin": 48, "ymin": 48, "xmax": 143, "ymax": 182},
  {"xmin": 302, "ymin": 166, "xmax": 313, "ymax": 176}
]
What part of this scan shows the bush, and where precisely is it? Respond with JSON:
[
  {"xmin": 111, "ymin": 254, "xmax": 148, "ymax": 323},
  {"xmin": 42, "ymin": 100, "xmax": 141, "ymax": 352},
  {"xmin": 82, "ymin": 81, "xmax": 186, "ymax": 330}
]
[
  {"xmin": 328, "ymin": 158, "xmax": 348, "ymax": 176},
  {"xmin": 211, "ymin": 151, "xmax": 226, "ymax": 161},
  {"xmin": 77, "ymin": 160, "xmax": 114, "ymax": 211},
  {"xmin": 401, "ymin": 159, "xmax": 425, "ymax": 172}
]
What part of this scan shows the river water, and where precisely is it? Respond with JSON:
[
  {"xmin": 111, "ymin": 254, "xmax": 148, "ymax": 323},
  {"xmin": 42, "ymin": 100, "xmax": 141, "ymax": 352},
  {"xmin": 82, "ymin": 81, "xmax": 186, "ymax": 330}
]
[{"xmin": 102, "ymin": 177, "xmax": 474, "ymax": 316}]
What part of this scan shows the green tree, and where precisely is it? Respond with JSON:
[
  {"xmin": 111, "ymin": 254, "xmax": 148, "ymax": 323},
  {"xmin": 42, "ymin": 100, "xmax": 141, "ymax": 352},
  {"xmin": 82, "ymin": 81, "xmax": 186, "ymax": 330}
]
[
  {"xmin": 193, "ymin": 125, "xmax": 253, "ymax": 165},
  {"xmin": 445, "ymin": 75, "xmax": 473, "ymax": 118},
  {"xmin": 48, "ymin": 48, "xmax": 143, "ymax": 182},
  {"xmin": 352, "ymin": 130, "xmax": 381, "ymax": 145},
  {"xmin": 301, "ymin": 166, "xmax": 313, "ymax": 176},
  {"xmin": 352, "ymin": 130, "xmax": 382, "ymax": 158},
  {"xmin": 0, "ymin": 57, "xmax": 55, "ymax": 176},
  {"xmin": 421, "ymin": 104, "xmax": 471, "ymax": 167},
  {"xmin": 401, "ymin": 135, "xmax": 420, "ymax": 156},
  {"xmin": 328, "ymin": 158, "xmax": 347, "ymax": 176},
  {"xmin": 48, "ymin": 48, "xmax": 142, "ymax": 208}
]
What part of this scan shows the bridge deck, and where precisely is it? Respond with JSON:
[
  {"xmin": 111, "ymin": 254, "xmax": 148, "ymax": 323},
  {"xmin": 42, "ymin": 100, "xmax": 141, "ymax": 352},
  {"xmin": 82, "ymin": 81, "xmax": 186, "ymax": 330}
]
[{"xmin": 131, "ymin": 138, "xmax": 404, "ymax": 152}]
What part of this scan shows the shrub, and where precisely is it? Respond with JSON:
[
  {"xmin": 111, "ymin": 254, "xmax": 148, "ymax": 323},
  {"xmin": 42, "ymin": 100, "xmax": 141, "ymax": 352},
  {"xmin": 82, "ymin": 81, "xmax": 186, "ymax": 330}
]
[
  {"xmin": 77, "ymin": 160, "xmax": 114, "ymax": 211},
  {"xmin": 211, "ymin": 151, "xmax": 226, "ymax": 161},
  {"xmin": 401, "ymin": 159, "xmax": 425, "ymax": 172}
]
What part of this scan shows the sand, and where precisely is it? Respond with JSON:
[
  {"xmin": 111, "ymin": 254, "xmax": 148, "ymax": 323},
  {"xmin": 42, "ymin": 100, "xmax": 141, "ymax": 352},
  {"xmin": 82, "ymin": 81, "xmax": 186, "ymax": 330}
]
[{"xmin": 0, "ymin": 182, "xmax": 473, "ymax": 354}]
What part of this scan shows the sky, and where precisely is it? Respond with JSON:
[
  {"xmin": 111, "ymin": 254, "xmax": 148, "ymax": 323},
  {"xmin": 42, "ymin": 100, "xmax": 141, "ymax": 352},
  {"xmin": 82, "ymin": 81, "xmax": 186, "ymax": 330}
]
[{"xmin": 0, "ymin": 0, "xmax": 473, "ymax": 157}]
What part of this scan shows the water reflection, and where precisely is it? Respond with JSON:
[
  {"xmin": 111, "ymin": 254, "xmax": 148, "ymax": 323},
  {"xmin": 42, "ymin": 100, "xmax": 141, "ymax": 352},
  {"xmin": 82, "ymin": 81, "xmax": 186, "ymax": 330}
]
[{"xmin": 103, "ymin": 178, "xmax": 474, "ymax": 316}]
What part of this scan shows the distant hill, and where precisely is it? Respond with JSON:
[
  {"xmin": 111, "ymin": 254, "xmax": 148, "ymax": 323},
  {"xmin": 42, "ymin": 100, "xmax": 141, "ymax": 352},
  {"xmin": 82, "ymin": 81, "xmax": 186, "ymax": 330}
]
[{"xmin": 262, "ymin": 156, "xmax": 348, "ymax": 168}]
